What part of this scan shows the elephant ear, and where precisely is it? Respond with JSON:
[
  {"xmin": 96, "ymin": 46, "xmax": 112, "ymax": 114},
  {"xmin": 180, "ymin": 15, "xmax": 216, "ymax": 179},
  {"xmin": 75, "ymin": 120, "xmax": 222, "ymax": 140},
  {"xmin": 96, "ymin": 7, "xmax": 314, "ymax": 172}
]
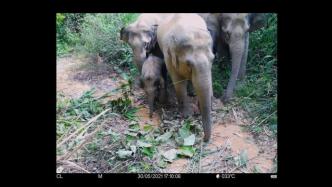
[
  {"xmin": 146, "ymin": 24, "xmax": 158, "ymax": 52},
  {"xmin": 249, "ymin": 13, "xmax": 266, "ymax": 32},
  {"xmin": 120, "ymin": 27, "xmax": 129, "ymax": 42}
]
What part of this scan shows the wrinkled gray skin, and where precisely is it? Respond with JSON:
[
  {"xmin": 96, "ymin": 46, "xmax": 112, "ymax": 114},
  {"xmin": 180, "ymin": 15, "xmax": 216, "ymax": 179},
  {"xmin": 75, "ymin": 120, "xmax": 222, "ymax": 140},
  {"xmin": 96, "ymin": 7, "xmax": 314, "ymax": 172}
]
[
  {"xmin": 140, "ymin": 55, "xmax": 167, "ymax": 118},
  {"xmin": 157, "ymin": 14, "xmax": 215, "ymax": 142},
  {"xmin": 120, "ymin": 14, "xmax": 172, "ymax": 73},
  {"xmin": 199, "ymin": 13, "xmax": 266, "ymax": 103}
]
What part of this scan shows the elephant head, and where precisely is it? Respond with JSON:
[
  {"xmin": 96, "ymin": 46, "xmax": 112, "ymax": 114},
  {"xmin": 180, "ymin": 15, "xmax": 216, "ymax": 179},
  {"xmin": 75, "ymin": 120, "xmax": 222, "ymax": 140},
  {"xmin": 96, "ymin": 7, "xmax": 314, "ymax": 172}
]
[
  {"xmin": 140, "ymin": 55, "xmax": 167, "ymax": 118},
  {"xmin": 120, "ymin": 14, "xmax": 172, "ymax": 73},
  {"xmin": 219, "ymin": 13, "xmax": 266, "ymax": 102},
  {"xmin": 157, "ymin": 14, "xmax": 215, "ymax": 142}
]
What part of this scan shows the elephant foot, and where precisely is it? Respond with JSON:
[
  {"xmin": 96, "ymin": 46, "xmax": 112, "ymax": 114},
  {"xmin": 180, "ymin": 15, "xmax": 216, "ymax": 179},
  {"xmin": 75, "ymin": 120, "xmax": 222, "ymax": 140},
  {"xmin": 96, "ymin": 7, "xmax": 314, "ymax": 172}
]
[{"xmin": 203, "ymin": 133, "xmax": 211, "ymax": 142}]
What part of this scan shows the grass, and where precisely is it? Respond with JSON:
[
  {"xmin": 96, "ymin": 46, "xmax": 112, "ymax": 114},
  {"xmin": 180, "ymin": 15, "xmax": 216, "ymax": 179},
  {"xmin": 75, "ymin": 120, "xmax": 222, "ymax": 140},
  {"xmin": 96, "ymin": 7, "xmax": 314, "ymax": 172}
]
[
  {"xmin": 56, "ymin": 81, "xmax": 138, "ymax": 141},
  {"xmin": 212, "ymin": 13, "xmax": 277, "ymax": 136}
]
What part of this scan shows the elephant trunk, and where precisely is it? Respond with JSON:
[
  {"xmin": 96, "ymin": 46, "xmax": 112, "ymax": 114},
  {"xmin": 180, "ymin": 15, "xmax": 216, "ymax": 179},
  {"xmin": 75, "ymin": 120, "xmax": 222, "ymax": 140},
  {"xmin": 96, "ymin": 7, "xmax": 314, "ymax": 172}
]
[
  {"xmin": 133, "ymin": 49, "xmax": 147, "ymax": 72},
  {"xmin": 223, "ymin": 37, "xmax": 245, "ymax": 101},
  {"xmin": 147, "ymin": 93, "xmax": 155, "ymax": 118},
  {"xmin": 192, "ymin": 61, "xmax": 212, "ymax": 142}
]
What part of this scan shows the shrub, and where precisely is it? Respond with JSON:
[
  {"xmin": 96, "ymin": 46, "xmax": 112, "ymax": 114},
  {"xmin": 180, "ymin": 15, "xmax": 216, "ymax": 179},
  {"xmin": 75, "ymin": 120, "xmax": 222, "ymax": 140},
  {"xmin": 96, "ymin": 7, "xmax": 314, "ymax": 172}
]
[{"xmin": 79, "ymin": 13, "xmax": 139, "ymax": 68}]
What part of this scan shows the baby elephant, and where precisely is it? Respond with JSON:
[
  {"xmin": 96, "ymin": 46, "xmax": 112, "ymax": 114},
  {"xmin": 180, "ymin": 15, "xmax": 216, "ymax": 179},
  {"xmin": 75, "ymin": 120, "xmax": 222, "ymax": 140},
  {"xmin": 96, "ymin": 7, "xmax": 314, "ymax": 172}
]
[{"xmin": 140, "ymin": 55, "xmax": 168, "ymax": 118}]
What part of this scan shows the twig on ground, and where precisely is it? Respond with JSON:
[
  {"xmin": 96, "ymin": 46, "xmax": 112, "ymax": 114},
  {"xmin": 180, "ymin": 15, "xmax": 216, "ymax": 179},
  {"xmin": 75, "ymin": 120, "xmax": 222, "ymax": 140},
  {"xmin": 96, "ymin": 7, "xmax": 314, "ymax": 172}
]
[
  {"xmin": 59, "ymin": 160, "xmax": 90, "ymax": 173},
  {"xmin": 110, "ymin": 160, "xmax": 131, "ymax": 173},
  {"xmin": 57, "ymin": 121, "xmax": 106, "ymax": 161},
  {"xmin": 232, "ymin": 108, "xmax": 240, "ymax": 124},
  {"xmin": 57, "ymin": 108, "xmax": 112, "ymax": 148},
  {"xmin": 256, "ymin": 111, "xmax": 276, "ymax": 127}
]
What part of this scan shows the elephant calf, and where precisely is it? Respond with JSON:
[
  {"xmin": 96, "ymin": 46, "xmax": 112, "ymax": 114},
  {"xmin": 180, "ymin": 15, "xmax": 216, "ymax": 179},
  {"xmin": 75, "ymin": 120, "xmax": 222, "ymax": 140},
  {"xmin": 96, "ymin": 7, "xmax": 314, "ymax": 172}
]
[
  {"xmin": 140, "ymin": 55, "xmax": 168, "ymax": 118},
  {"xmin": 157, "ymin": 14, "xmax": 215, "ymax": 142}
]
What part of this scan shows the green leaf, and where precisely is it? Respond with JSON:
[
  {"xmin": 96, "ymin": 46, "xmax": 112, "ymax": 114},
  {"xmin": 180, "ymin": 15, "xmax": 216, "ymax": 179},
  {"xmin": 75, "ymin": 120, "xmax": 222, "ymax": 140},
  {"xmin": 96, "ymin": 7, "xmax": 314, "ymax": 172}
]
[
  {"xmin": 183, "ymin": 134, "xmax": 195, "ymax": 146},
  {"xmin": 177, "ymin": 146, "xmax": 195, "ymax": 158},
  {"xmin": 141, "ymin": 147, "xmax": 154, "ymax": 158},
  {"xmin": 143, "ymin": 124, "xmax": 153, "ymax": 132},
  {"xmin": 162, "ymin": 149, "xmax": 177, "ymax": 162},
  {"xmin": 116, "ymin": 149, "xmax": 133, "ymax": 159},
  {"xmin": 125, "ymin": 131, "xmax": 138, "ymax": 137},
  {"xmin": 128, "ymin": 124, "xmax": 140, "ymax": 132},
  {"xmin": 178, "ymin": 127, "xmax": 190, "ymax": 139},
  {"xmin": 126, "ymin": 135, "xmax": 136, "ymax": 144},
  {"xmin": 137, "ymin": 140, "xmax": 152, "ymax": 148},
  {"xmin": 175, "ymin": 136, "xmax": 184, "ymax": 146},
  {"xmin": 157, "ymin": 159, "xmax": 167, "ymax": 168},
  {"xmin": 239, "ymin": 150, "xmax": 248, "ymax": 166},
  {"xmin": 155, "ymin": 131, "xmax": 173, "ymax": 143}
]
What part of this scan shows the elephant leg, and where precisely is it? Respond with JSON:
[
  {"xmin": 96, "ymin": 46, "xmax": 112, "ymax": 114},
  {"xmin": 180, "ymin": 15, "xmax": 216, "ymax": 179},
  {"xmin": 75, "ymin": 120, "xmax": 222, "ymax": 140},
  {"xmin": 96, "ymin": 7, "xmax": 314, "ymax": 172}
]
[
  {"xmin": 238, "ymin": 33, "xmax": 249, "ymax": 80},
  {"xmin": 159, "ymin": 77, "xmax": 167, "ymax": 104},
  {"xmin": 168, "ymin": 70, "xmax": 191, "ymax": 117}
]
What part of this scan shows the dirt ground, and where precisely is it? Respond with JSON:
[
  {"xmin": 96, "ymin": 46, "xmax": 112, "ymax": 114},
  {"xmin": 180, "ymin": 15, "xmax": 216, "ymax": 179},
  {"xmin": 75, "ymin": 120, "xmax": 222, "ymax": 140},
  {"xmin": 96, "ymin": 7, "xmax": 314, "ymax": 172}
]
[{"xmin": 56, "ymin": 55, "xmax": 277, "ymax": 173}]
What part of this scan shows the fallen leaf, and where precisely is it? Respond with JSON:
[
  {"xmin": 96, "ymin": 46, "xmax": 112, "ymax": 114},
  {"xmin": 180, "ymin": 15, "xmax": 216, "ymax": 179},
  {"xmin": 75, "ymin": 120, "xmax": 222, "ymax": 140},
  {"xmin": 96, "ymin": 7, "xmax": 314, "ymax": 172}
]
[
  {"xmin": 143, "ymin": 124, "xmax": 153, "ymax": 132},
  {"xmin": 157, "ymin": 159, "xmax": 167, "ymax": 168},
  {"xmin": 141, "ymin": 147, "xmax": 154, "ymax": 158},
  {"xmin": 116, "ymin": 149, "xmax": 133, "ymax": 159},
  {"xmin": 156, "ymin": 131, "xmax": 173, "ymax": 143},
  {"xmin": 162, "ymin": 149, "xmax": 177, "ymax": 162},
  {"xmin": 179, "ymin": 127, "xmax": 190, "ymax": 139},
  {"xmin": 137, "ymin": 140, "xmax": 152, "ymax": 148},
  {"xmin": 177, "ymin": 146, "xmax": 195, "ymax": 157},
  {"xmin": 183, "ymin": 134, "xmax": 195, "ymax": 146},
  {"xmin": 125, "ymin": 131, "xmax": 138, "ymax": 137}
]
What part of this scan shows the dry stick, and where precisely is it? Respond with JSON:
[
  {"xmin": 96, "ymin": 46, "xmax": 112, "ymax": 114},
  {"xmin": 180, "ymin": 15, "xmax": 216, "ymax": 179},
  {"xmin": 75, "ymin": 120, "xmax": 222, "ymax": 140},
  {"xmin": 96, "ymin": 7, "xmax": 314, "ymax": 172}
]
[
  {"xmin": 206, "ymin": 137, "xmax": 230, "ymax": 172},
  {"xmin": 256, "ymin": 111, "xmax": 277, "ymax": 127},
  {"xmin": 60, "ymin": 160, "xmax": 90, "ymax": 173},
  {"xmin": 57, "ymin": 121, "xmax": 106, "ymax": 161},
  {"xmin": 232, "ymin": 108, "xmax": 239, "ymax": 123},
  {"xmin": 57, "ymin": 114, "xmax": 83, "ymax": 144},
  {"xmin": 57, "ymin": 108, "xmax": 112, "ymax": 148},
  {"xmin": 110, "ymin": 160, "xmax": 131, "ymax": 173},
  {"xmin": 117, "ymin": 160, "xmax": 134, "ymax": 172}
]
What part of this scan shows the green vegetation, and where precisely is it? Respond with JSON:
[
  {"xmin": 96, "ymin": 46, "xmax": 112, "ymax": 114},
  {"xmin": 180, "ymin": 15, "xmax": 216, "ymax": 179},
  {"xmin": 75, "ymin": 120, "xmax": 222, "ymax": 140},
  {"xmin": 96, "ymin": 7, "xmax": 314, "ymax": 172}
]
[{"xmin": 212, "ymin": 13, "xmax": 277, "ymax": 136}]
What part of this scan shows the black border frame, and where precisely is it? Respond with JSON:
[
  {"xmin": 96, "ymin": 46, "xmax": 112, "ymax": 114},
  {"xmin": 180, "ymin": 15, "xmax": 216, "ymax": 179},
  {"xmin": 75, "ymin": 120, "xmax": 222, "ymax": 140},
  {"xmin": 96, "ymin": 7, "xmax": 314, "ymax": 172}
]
[{"xmin": 48, "ymin": 0, "xmax": 289, "ymax": 185}]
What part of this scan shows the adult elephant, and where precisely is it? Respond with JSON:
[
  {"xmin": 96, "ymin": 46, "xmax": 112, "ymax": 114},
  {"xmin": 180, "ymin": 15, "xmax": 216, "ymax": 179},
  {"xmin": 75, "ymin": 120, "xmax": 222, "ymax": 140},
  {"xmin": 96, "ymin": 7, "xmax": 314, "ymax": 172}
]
[
  {"xmin": 120, "ymin": 13, "xmax": 173, "ymax": 72},
  {"xmin": 157, "ymin": 14, "xmax": 215, "ymax": 142},
  {"xmin": 199, "ymin": 13, "xmax": 266, "ymax": 103}
]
